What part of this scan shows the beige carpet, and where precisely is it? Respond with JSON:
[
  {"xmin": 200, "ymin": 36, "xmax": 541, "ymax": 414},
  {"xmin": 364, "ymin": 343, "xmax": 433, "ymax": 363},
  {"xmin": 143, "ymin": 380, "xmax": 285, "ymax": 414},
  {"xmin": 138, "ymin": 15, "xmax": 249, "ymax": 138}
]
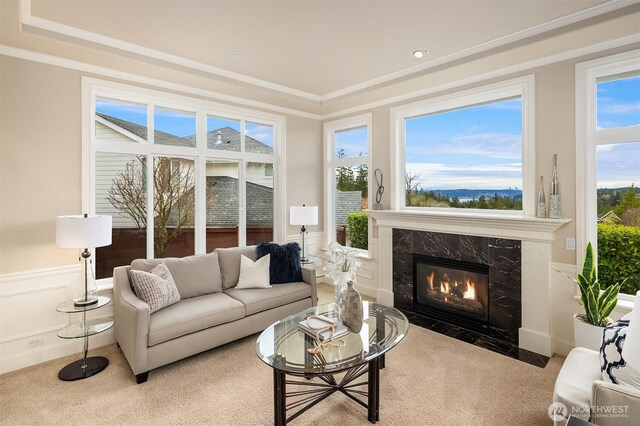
[{"xmin": 0, "ymin": 284, "xmax": 563, "ymax": 425}]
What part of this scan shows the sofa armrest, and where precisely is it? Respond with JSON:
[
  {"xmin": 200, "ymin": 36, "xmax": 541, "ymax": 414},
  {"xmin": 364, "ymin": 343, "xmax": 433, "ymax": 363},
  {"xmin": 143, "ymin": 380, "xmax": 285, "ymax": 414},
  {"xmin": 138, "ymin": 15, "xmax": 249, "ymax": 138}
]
[
  {"xmin": 113, "ymin": 266, "xmax": 151, "ymax": 375},
  {"xmin": 591, "ymin": 380, "xmax": 640, "ymax": 425},
  {"xmin": 301, "ymin": 267, "xmax": 318, "ymax": 306}
]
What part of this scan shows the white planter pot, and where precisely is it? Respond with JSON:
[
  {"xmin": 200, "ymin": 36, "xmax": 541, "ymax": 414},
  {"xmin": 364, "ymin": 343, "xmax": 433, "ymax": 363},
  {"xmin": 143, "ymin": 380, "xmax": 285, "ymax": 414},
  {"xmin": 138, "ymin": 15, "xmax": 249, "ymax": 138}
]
[{"xmin": 573, "ymin": 314, "xmax": 605, "ymax": 351}]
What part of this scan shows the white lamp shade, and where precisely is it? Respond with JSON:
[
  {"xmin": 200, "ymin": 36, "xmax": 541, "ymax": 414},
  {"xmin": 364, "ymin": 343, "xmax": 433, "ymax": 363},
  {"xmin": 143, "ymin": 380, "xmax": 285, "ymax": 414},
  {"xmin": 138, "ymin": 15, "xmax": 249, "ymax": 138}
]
[
  {"xmin": 56, "ymin": 215, "xmax": 112, "ymax": 249},
  {"xmin": 290, "ymin": 206, "xmax": 318, "ymax": 226},
  {"xmin": 622, "ymin": 290, "xmax": 640, "ymax": 369}
]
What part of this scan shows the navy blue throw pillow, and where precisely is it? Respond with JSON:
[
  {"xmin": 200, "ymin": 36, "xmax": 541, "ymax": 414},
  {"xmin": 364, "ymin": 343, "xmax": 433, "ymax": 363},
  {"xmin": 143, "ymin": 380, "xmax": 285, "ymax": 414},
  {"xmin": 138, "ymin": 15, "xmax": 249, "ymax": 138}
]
[{"xmin": 256, "ymin": 242, "xmax": 303, "ymax": 284}]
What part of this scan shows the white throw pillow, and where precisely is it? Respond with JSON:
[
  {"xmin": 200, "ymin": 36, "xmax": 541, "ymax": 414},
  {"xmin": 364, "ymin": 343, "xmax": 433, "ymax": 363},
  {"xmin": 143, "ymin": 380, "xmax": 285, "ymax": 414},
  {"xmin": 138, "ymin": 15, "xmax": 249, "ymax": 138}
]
[{"xmin": 235, "ymin": 254, "xmax": 271, "ymax": 289}]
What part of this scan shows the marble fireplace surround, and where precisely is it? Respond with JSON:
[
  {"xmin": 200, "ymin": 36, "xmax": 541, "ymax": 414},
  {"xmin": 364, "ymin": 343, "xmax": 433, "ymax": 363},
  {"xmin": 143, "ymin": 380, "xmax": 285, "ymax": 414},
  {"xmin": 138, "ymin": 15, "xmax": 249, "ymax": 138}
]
[
  {"xmin": 394, "ymin": 230, "xmax": 522, "ymax": 346},
  {"xmin": 368, "ymin": 210, "xmax": 570, "ymax": 357}
]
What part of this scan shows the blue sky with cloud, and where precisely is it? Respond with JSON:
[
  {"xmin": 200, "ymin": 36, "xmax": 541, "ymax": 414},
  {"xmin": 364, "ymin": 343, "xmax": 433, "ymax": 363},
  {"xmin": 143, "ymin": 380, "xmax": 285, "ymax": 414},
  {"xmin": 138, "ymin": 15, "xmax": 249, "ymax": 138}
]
[
  {"xmin": 405, "ymin": 98, "xmax": 523, "ymax": 190},
  {"xmin": 596, "ymin": 75, "xmax": 639, "ymax": 188}
]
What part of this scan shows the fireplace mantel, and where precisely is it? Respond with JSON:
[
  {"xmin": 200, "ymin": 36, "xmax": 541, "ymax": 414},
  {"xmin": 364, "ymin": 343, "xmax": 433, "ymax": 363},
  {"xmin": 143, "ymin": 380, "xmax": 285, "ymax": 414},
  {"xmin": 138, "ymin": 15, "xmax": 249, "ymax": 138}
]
[{"xmin": 366, "ymin": 210, "xmax": 570, "ymax": 242}]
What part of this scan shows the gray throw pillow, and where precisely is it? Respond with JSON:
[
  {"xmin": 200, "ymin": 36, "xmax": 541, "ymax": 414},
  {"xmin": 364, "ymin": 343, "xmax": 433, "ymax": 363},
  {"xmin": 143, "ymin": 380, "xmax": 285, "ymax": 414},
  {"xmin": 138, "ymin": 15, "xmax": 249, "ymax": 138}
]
[
  {"xmin": 131, "ymin": 252, "xmax": 223, "ymax": 298},
  {"xmin": 129, "ymin": 263, "xmax": 180, "ymax": 313}
]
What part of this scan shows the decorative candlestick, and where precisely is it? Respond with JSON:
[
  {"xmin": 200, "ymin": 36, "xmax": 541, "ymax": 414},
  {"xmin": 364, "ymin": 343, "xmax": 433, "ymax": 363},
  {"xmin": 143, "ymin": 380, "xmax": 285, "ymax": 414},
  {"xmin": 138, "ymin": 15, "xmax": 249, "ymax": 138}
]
[
  {"xmin": 549, "ymin": 154, "xmax": 561, "ymax": 218},
  {"xmin": 537, "ymin": 176, "xmax": 546, "ymax": 218}
]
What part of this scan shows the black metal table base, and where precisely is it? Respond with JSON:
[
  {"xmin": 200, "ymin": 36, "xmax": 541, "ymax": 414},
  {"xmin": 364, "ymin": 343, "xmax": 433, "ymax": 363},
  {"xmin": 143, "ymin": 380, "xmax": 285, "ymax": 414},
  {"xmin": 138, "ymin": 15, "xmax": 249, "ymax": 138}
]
[
  {"xmin": 273, "ymin": 357, "xmax": 381, "ymax": 425},
  {"xmin": 58, "ymin": 356, "xmax": 109, "ymax": 381}
]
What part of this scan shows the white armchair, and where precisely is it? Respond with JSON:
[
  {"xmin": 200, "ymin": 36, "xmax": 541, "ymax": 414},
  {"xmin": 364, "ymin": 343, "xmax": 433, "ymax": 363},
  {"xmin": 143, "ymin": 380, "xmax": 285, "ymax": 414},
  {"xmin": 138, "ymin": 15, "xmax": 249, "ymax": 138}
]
[{"xmin": 553, "ymin": 312, "xmax": 640, "ymax": 426}]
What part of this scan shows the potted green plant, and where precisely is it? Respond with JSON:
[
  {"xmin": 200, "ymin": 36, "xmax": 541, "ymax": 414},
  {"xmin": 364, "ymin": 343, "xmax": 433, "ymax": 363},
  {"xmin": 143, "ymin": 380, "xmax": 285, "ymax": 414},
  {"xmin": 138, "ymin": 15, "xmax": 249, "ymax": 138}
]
[{"xmin": 563, "ymin": 242, "xmax": 626, "ymax": 350}]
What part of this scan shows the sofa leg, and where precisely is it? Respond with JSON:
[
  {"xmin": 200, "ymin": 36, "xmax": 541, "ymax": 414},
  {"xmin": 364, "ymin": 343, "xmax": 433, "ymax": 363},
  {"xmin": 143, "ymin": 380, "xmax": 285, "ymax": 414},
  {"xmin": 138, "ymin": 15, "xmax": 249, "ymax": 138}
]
[{"xmin": 136, "ymin": 372, "xmax": 149, "ymax": 384}]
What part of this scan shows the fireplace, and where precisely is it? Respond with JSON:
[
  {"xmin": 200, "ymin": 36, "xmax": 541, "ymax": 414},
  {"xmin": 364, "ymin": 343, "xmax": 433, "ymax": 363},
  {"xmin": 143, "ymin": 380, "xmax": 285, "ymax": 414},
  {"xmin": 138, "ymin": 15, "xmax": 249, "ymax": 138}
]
[{"xmin": 413, "ymin": 254, "xmax": 489, "ymax": 331}]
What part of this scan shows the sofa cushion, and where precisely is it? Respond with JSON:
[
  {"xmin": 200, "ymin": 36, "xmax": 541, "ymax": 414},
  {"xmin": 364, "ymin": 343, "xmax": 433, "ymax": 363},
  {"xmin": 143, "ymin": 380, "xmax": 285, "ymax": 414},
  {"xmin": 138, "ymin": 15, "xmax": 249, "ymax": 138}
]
[
  {"xmin": 129, "ymin": 263, "xmax": 180, "ymax": 314},
  {"xmin": 215, "ymin": 246, "xmax": 257, "ymax": 289},
  {"xmin": 148, "ymin": 292, "xmax": 245, "ymax": 346},
  {"xmin": 553, "ymin": 347, "xmax": 602, "ymax": 422},
  {"xmin": 257, "ymin": 242, "xmax": 303, "ymax": 284},
  {"xmin": 131, "ymin": 252, "xmax": 222, "ymax": 299},
  {"xmin": 224, "ymin": 282, "xmax": 311, "ymax": 316}
]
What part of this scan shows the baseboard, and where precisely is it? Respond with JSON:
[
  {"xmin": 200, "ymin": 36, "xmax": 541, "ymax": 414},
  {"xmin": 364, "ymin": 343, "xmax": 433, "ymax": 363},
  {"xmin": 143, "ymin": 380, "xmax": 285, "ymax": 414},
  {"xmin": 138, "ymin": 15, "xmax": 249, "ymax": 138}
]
[
  {"xmin": 519, "ymin": 327, "xmax": 553, "ymax": 357},
  {"xmin": 1, "ymin": 330, "xmax": 115, "ymax": 375},
  {"xmin": 552, "ymin": 338, "xmax": 575, "ymax": 357}
]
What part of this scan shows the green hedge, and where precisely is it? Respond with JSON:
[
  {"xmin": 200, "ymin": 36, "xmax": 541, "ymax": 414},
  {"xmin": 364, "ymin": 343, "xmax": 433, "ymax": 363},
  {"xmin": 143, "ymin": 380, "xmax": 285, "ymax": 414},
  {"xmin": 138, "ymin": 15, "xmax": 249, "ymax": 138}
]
[
  {"xmin": 597, "ymin": 223, "xmax": 640, "ymax": 295},
  {"xmin": 347, "ymin": 212, "xmax": 368, "ymax": 250}
]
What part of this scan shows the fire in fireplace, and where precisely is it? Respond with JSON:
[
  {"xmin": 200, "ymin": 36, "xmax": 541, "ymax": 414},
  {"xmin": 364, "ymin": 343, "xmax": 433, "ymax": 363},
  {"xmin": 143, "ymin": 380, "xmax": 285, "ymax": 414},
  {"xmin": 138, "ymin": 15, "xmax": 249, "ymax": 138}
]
[{"xmin": 413, "ymin": 254, "xmax": 489, "ymax": 328}]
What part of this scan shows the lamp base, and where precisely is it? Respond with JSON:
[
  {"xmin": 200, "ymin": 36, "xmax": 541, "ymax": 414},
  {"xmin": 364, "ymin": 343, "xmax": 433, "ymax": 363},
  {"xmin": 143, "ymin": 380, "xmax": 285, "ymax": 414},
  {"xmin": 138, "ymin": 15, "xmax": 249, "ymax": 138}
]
[
  {"xmin": 74, "ymin": 296, "xmax": 98, "ymax": 307},
  {"xmin": 58, "ymin": 356, "xmax": 109, "ymax": 381}
]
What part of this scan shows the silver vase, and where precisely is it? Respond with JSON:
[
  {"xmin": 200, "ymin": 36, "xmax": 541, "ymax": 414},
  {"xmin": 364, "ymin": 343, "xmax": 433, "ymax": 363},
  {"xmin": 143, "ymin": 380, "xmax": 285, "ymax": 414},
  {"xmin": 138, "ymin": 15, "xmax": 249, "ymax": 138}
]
[
  {"xmin": 338, "ymin": 281, "xmax": 363, "ymax": 333},
  {"xmin": 549, "ymin": 154, "xmax": 561, "ymax": 219}
]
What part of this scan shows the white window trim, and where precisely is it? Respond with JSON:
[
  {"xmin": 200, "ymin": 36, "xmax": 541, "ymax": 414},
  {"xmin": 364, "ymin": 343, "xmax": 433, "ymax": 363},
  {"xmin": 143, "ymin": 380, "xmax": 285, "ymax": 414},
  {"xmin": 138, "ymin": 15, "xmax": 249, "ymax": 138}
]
[
  {"xmin": 82, "ymin": 77, "xmax": 286, "ymax": 285},
  {"xmin": 575, "ymin": 49, "xmax": 640, "ymax": 300},
  {"xmin": 390, "ymin": 75, "xmax": 535, "ymax": 217},
  {"xmin": 323, "ymin": 113, "xmax": 373, "ymax": 256}
]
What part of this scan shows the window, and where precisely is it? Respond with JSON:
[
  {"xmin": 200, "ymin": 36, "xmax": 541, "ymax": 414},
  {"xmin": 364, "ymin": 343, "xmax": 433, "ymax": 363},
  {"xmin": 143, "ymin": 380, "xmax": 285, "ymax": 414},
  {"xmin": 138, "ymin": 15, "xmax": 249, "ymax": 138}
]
[
  {"xmin": 391, "ymin": 77, "xmax": 534, "ymax": 214},
  {"xmin": 577, "ymin": 51, "xmax": 640, "ymax": 297},
  {"xmin": 86, "ymin": 79, "xmax": 283, "ymax": 280},
  {"xmin": 324, "ymin": 114, "xmax": 372, "ymax": 252}
]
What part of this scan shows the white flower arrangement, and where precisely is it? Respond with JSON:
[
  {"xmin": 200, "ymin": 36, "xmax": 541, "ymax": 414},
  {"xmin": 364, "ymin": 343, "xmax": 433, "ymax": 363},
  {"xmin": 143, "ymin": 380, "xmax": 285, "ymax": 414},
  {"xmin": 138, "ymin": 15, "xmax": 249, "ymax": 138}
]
[{"xmin": 322, "ymin": 241, "xmax": 363, "ymax": 282}]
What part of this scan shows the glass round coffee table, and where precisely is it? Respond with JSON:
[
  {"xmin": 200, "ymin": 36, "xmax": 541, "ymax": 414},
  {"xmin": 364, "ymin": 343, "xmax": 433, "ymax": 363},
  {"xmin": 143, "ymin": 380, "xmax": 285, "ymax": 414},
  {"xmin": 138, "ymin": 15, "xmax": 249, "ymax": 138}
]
[{"xmin": 256, "ymin": 302, "xmax": 408, "ymax": 425}]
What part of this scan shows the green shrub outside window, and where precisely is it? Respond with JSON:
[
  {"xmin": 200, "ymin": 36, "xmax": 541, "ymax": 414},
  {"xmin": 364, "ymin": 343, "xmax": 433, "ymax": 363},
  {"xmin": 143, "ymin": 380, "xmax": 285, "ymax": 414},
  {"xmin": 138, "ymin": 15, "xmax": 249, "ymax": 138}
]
[
  {"xmin": 597, "ymin": 223, "xmax": 640, "ymax": 295},
  {"xmin": 347, "ymin": 212, "xmax": 368, "ymax": 250}
]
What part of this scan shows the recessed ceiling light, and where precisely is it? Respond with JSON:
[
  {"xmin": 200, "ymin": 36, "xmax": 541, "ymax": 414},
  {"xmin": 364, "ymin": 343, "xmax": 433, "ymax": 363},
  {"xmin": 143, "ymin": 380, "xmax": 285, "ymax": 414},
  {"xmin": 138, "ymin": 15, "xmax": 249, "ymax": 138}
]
[
  {"xmin": 412, "ymin": 49, "xmax": 428, "ymax": 59},
  {"xmin": 228, "ymin": 53, "xmax": 245, "ymax": 61}
]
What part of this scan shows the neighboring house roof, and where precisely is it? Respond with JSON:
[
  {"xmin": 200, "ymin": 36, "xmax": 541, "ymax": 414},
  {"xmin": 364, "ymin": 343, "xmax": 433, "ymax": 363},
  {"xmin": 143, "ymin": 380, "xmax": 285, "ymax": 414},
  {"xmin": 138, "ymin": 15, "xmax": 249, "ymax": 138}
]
[
  {"xmin": 598, "ymin": 210, "xmax": 622, "ymax": 224},
  {"xmin": 97, "ymin": 113, "xmax": 273, "ymax": 153},
  {"xmin": 185, "ymin": 127, "xmax": 273, "ymax": 154},
  {"xmin": 336, "ymin": 190, "xmax": 363, "ymax": 225},
  {"xmin": 206, "ymin": 176, "xmax": 273, "ymax": 227}
]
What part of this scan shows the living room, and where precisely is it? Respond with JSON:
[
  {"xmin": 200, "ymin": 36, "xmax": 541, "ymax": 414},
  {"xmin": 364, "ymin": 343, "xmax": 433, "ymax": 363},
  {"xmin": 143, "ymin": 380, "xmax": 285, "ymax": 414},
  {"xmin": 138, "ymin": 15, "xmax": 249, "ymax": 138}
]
[{"xmin": 1, "ymin": 1, "xmax": 639, "ymax": 425}]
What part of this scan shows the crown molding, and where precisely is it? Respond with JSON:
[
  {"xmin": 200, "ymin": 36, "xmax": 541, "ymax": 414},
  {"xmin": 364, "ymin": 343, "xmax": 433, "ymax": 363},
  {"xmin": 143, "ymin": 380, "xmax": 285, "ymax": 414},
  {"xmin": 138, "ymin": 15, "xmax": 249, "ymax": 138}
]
[
  {"xmin": 0, "ymin": 45, "xmax": 322, "ymax": 120},
  {"xmin": 322, "ymin": 35, "xmax": 640, "ymax": 120},
  {"xmin": 17, "ymin": 0, "xmax": 639, "ymax": 102}
]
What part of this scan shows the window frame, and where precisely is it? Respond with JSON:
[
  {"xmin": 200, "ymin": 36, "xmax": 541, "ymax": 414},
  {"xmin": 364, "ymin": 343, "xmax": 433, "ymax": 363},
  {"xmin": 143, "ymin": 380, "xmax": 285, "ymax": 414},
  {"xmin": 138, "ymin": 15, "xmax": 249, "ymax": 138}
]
[
  {"xmin": 576, "ymin": 49, "xmax": 640, "ymax": 300},
  {"xmin": 390, "ymin": 76, "xmax": 535, "ymax": 216},
  {"xmin": 323, "ymin": 113, "xmax": 373, "ymax": 256},
  {"xmin": 82, "ymin": 77, "xmax": 285, "ymax": 285}
]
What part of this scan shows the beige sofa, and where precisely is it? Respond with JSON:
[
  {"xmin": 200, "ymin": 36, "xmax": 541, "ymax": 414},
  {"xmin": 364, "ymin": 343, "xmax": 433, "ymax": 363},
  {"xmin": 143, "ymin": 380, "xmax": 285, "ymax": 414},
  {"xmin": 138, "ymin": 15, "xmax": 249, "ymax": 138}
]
[{"xmin": 113, "ymin": 245, "xmax": 317, "ymax": 383}]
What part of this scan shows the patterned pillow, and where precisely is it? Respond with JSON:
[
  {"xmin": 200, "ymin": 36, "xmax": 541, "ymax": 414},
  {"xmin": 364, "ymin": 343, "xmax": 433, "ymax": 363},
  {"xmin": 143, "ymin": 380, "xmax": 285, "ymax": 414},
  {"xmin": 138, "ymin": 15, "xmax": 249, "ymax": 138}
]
[
  {"xmin": 129, "ymin": 263, "xmax": 181, "ymax": 313},
  {"xmin": 600, "ymin": 319, "xmax": 640, "ymax": 389}
]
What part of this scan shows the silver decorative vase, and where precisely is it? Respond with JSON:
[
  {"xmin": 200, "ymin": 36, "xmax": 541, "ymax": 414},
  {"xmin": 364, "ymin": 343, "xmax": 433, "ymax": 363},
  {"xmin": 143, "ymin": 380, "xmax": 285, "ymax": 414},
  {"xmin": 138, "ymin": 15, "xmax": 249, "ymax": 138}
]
[
  {"xmin": 338, "ymin": 281, "xmax": 363, "ymax": 333},
  {"xmin": 537, "ymin": 176, "xmax": 546, "ymax": 218},
  {"xmin": 549, "ymin": 154, "xmax": 561, "ymax": 219}
]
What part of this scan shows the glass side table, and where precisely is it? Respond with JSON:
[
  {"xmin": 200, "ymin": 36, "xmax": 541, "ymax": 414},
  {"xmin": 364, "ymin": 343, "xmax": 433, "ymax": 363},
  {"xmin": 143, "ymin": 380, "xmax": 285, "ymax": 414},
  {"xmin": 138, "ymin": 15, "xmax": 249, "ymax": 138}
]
[{"xmin": 56, "ymin": 295, "xmax": 113, "ymax": 381}]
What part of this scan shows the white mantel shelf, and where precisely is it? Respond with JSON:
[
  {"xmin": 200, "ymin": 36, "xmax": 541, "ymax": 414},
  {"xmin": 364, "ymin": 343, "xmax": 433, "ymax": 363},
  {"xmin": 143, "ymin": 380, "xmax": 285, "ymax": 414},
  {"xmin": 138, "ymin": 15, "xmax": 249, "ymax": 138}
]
[{"xmin": 366, "ymin": 209, "xmax": 571, "ymax": 242}]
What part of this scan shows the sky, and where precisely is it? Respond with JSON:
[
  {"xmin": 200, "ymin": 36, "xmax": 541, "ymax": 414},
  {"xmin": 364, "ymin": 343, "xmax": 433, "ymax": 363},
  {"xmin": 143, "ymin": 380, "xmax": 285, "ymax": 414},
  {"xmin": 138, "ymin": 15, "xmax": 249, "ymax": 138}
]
[
  {"xmin": 405, "ymin": 97, "xmax": 523, "ymax": 190},
  {"xmin": 596, "ymin": 75, "xmax": 640, "ymax": 188}
]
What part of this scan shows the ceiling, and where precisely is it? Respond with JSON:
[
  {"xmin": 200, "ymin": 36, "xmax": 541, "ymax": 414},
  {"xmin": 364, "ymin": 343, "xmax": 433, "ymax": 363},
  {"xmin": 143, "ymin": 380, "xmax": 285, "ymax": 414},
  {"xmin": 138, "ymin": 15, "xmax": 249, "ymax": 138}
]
[{"xmin": 27, "ymin": 0, "xmax": 624, "ymax": 99}]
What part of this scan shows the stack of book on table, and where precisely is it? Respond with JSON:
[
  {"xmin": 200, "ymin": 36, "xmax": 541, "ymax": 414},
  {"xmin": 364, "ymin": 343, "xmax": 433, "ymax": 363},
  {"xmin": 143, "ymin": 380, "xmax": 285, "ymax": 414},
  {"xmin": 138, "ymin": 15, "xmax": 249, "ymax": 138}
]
[{"xmin": 298, "ymin": 315, "xmax": 349, "ymax": 342}]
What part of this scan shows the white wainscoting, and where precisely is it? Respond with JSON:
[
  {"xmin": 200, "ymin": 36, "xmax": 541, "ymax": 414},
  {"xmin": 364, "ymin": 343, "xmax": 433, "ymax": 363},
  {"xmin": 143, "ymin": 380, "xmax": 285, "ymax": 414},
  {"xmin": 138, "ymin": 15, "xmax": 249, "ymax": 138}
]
[{"xmin": 0, "ymin": 265, "xmax": 115, "ymax": 374}]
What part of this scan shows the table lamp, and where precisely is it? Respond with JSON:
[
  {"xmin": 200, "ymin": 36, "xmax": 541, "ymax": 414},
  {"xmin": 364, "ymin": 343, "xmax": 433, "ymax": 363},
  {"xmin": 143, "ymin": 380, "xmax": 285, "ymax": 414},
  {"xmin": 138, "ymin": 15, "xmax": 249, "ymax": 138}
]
[
  {"xmin": 622, "ymin": 290, "xmax": 640, "ymax": 370},
  {"xmin": 56, "ymin": 214, "xmax": 112, "ymax": 306},
  {"xmin": 290, "ymin": 205, "xmax": 318, "ymax": 264}
]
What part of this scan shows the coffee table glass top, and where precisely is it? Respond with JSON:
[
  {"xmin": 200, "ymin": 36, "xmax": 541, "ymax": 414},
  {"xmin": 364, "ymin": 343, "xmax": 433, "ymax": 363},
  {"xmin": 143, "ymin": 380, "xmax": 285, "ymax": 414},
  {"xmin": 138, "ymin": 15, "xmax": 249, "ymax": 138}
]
[{"xmin": 256, "ymin": 302, "xmax": 408, "ymax": 375}]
